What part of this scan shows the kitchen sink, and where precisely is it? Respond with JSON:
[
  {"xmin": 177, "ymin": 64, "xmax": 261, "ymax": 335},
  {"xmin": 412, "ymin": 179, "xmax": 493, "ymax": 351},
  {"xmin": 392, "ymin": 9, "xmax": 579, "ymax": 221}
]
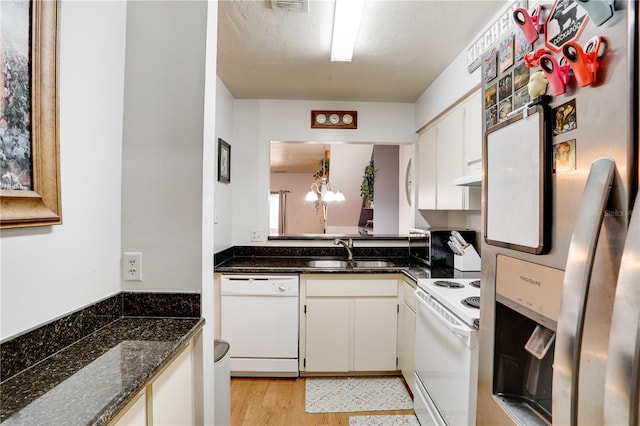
[
  {"xmin": 306, "ymin": 259, "xmax": 350, "ymax": 268},
  {"xmin": 352, "ymin": 260, "xmax": 394, "ymax": 268},
  {"xmin": 305, "ymin": 259, "xmax": 394, "ymax": 269}
]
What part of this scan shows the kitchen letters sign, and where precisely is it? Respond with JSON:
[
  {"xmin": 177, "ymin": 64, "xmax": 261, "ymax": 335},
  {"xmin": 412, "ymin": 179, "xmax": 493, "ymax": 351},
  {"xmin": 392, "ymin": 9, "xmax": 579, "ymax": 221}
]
[{"xmin": 467, "ymin": 0, "xmax": 525, "ymax": 73}]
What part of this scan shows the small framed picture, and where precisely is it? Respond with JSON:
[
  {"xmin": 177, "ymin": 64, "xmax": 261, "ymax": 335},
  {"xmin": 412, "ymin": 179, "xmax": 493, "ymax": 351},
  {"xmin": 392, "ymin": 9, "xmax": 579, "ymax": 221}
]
[
  {"xmin": 498, "ymin": 72, "xmax": 513, "ymax": 100},
  {"xmin": 485, "ymin": 84, "xmax": 497, "ymax": 108},
  {"xmin": 218, "ymin": 138, "xmax": 231, "ymax": 183},
  {"xmin": 515, "ymin": 30, "xmax": 532, "ymax": 61},
  {"xmin": 499, "ymin": 34, "xmax": 514, "ymax": 73},
  {"xmin": 553, "ymin": 139, "xmax": 576, "ymax": 173},
  {"xmin": 483, "ymin": 48, "xmax": 497, "ymax": 82},
  {"xmin": 514, "ymin": 62, "xmax": 530, "ymax": 91},
  {"xmin": 553, "ymin": 99, "xmax": 577, "ymax": 135},
  {"xmin": 486, "ymin": 106, "xmax": 498, "ymax": 128},
  {"xmin": 514, "ymin": 86, "xmax": 531, "ymax": 110},
  {"xmin": 498, "ymin": 97, "xmax": 513, "ymax": 121}
]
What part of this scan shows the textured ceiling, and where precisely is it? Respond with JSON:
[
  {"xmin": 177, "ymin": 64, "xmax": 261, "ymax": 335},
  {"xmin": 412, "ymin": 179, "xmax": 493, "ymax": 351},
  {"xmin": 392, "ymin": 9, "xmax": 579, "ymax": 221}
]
[{"xmin": 217, "ymin": 0, "xmax": 507, "ymax": 102}]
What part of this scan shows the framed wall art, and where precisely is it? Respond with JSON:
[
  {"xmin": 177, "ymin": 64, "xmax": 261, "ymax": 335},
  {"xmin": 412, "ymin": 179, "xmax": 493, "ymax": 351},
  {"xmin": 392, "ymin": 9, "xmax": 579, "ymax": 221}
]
[
  {"xmin": 483, "ymin": 48, "xmax": 497, "ymax": 82},
  {"xmin": 1, "ymin": 1, "xmax": 62, "ymax": 229},
  {"xmin": 218, "ymin": 138, "xmax": 231, "ymax": 183},
  {"xmin": 498, "ymin": 34, "xmax": 514, "ymax": 73}
]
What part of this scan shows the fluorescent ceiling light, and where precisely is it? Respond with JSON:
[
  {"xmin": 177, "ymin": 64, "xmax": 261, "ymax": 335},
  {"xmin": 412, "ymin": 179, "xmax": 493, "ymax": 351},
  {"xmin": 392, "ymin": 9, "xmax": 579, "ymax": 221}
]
[{"xmin": 330, "ymin": 0, "xmax": 365, "ymax": 62}]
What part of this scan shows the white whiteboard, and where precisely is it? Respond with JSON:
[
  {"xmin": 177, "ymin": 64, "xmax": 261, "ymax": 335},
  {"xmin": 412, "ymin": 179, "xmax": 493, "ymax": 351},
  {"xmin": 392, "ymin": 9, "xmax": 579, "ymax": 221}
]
[{"xmin": 485, "ymin": 106, "xmax": 547, "ymax": 254}]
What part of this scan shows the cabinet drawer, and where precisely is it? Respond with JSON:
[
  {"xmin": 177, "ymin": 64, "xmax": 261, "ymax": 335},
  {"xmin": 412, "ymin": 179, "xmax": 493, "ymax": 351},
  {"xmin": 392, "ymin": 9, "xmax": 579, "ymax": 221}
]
[{"xmin": 306, "ymin": 278, "xmax": 397, "ymax": 297}]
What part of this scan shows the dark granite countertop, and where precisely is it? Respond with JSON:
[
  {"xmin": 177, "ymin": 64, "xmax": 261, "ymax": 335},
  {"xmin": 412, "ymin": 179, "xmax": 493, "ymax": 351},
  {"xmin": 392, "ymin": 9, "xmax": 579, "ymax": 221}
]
[
  {"xmin": 214, "ymin": 246, "xmax": 481, "ymax": 280},
  {"xmin": 1, "ymin": 317, "xmax": 204, "ymax": 426},
  {"xmin": 215, "ymin": 254, "xmax": 480, "ymax": 281}
]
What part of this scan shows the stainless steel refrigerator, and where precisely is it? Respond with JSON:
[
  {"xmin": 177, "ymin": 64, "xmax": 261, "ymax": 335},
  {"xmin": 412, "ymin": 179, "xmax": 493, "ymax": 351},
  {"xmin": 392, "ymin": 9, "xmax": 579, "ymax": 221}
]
[{"xmin": 476, "ymin": 1, "xmax": 638, "ymax": 425}]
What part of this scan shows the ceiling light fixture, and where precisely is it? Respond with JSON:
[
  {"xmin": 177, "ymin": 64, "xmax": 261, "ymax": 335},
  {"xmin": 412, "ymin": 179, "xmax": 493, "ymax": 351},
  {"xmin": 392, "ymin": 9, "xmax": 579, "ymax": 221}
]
[
  {"xmin": 330, "ymin": 0, "xmax": 365, "ymax": 62},
  {"xmin": 305, "ymin": 147, "xmax": 345, "ymax": 233},
  {"xmin": 305, "ymin": 176, "xmax": 345, "ymax": 203}
]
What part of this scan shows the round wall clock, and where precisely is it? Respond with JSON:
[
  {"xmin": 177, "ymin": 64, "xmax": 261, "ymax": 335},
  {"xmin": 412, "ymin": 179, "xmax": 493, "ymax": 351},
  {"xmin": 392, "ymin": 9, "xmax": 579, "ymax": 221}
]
[{"xmin": 310, "ymin": 110, "xmax": 357, "ymax": 129}]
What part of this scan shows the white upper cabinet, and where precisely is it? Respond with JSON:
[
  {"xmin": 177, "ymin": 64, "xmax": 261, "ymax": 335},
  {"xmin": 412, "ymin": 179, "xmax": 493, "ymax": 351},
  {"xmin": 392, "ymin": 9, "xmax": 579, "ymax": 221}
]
[
  {"xmin": 417, "ymin": 90, "xmax": 481, "ymax": 210},
  {"xmin": 462, "ymin": 90, "xmax": 483, "ymax": 167},
  {"xmin": 417, "ymin": 125, "xmax": 437, "ymax": 210},
  {"xmin": 436, "ymin": 107, "xmax": 466, "ymax": 209}
]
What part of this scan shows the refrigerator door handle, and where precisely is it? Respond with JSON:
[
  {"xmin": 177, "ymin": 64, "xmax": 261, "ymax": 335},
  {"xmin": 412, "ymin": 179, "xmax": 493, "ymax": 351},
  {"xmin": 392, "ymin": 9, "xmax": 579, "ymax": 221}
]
[
  {"xmin": 603, "ymin": 193, "xmax": 640, "ymax": 425},
  {"xmin": 553, "ymin": 157, "xmax": 616, "ymax": 426}
]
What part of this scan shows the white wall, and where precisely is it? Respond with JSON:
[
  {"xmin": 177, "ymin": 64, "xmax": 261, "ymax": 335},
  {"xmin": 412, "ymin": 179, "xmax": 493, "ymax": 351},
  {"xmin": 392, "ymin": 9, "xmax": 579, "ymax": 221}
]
[
  {"xmin": 121, "ymin": 1, "xmax": 207, "ymax": 293},
  {"xmin": 414, "ymin": 49, "xmax": 481, "ymax": 131},
  {"xmin": 270, "ymin": 172, "xmax": 325, "ymax": 234},
  {"xmin": 0, "ymin": 1, "xmax": 127, "ymax": 339},
  {"xmin": 328, "ymin": 144, "xmax": 372, "ymax": 228},
  {"xmin": 398, "ymin": 143, "xmax": 414, "ymax": 234},
  {"xmin": 412, "ymin": 6, "xmax": 493, "ymax": 234},
  {"xmin": 230, "ymin": 100, "xmax": 415, "ymax": 245},
  {"xmin": 373, "ymin": 145, "xmax": 400, "ymax": 234},
  {"xmin": 201, "ymin": 3, "xmax": 218, "ymax": 424},
  {"xmin": 214, "ymin": 78, "xmax": 234, "ymax": 253}
]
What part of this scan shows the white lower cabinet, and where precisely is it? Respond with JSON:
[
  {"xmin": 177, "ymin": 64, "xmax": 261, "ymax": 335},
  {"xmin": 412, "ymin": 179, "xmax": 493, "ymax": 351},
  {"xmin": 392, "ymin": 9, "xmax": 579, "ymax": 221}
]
[
  {"xmin": 305, "ymin": 298, "xmax": 351, "ymax": 371},
  {"xmin": 150, "ymin": 343, "xmax": 194, "ymax": 425},
  {"xmin": 398, "ymin": 278, "xmax": 416, "ymax": 395},
  {"xmin": 110, "ymin": 332, "xmax": 200, "ymax": 426},
  {"xmin": 112, "ymin": 389, "xmax": 146, "ymax": 426},
  {"xmin": 301, "ymin": 274, "xmax": 398, "ymax": 373}
]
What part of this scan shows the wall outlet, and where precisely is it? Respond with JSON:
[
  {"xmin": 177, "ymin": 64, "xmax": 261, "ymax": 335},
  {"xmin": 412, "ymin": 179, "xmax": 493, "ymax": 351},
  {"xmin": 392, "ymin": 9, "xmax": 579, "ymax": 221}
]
[
  {"xmin": 250, "ymin": 228, "xmax": 264, "ymax": 242},
  {"xmin": 123, "ymin": 252, "xmax": 143, "ymax": 282}
]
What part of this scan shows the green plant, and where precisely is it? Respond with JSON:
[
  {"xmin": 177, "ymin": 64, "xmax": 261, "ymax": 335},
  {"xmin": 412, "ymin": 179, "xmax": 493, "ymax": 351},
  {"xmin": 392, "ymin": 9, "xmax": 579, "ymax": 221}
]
[
  {"xmin": 360, "ymin": 160, "xmax": 375, "ymax": 202},
  {"xmin": 313, "ymin": 157, "xmax": 329, "ymax": 180}
]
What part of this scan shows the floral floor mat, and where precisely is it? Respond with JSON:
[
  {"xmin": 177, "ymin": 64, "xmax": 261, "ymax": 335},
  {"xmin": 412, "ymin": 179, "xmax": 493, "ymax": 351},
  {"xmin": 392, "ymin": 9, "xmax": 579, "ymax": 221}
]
[
  {"xmin": 305, "ymin": 376, "xmax": 414, "ymax": 413},
  {"xmin": 348, "ymin": 414, "xmax": 420, "ymax": 425}
]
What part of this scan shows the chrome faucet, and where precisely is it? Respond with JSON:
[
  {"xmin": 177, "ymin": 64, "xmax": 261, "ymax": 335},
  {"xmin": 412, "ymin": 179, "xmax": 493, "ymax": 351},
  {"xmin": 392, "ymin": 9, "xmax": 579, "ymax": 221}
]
[{"xmin": 333, "ymin": 238, "xmax": 353, "ymax": 260}]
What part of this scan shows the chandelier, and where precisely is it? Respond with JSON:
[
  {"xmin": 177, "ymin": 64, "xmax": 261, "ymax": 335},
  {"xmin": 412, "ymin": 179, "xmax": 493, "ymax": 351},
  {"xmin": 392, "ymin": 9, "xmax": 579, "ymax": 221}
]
[
  {"xmin": 305, "ymin": 147, "xmax": 345, "ymax": 203},
  {"xmin": 305, "ymin": 176, "xmax": 345, "ymax": 202}
]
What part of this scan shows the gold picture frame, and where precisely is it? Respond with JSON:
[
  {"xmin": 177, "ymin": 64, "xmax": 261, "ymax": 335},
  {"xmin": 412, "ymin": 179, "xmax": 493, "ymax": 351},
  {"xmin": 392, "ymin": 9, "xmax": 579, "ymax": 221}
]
[{"xmin": 1, "ymin": 1, "xmax": 61, "ymax": 229}]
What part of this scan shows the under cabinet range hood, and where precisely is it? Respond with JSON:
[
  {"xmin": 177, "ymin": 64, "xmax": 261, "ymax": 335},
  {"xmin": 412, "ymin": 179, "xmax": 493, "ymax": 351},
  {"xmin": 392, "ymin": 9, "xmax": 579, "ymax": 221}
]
[
  {"xmin": 453, "ymin": 160, "xmax": 482, "ymax": 187},
  {"xmin": 452, "ymin": 173, "xmax": 482, "ymax": 187}
]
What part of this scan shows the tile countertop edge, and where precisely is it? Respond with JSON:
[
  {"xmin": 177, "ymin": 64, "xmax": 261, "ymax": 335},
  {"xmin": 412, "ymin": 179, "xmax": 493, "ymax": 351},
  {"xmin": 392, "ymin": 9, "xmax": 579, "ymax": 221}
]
[{"xmin": 0, "ymin": 317, "xmax": 205, "ymax": 426}]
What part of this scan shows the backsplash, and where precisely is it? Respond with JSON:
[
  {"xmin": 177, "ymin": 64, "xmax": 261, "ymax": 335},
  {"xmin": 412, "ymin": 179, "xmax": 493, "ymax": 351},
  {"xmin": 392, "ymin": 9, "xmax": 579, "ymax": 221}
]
[
  {"xmin": 0, "ymin": 292, "xmax": 200, "ymax": 382},
  {"xmin": 214, "ymin": 245, "xmax": 409, "ymax": 266}
]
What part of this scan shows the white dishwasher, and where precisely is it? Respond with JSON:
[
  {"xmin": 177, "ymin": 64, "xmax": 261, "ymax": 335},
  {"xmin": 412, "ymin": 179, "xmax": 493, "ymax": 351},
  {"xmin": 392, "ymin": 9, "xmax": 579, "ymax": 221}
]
[{"xmin": 221, "ymin": 274, "xmax": 299, "ymax": 377}]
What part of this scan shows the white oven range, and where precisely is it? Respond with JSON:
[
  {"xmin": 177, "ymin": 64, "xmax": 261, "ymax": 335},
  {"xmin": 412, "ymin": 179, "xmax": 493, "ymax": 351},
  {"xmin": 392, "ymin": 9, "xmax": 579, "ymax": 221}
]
[{"xmin": 414, "ymin": 278, "xmax": 480, "ymax": 425}]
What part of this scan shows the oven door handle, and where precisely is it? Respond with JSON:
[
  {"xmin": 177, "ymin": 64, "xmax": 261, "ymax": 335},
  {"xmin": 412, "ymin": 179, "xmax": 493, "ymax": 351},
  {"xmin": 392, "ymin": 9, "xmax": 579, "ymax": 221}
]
[{"xmin": 417, "ymin": 291, "xmax": 471, "ymax": 338}]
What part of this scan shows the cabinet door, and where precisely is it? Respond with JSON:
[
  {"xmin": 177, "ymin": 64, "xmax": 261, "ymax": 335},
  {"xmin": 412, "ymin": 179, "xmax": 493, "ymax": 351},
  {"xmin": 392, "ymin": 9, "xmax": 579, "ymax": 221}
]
[
  {"xmin": 436, "ymin": 107, "xmax": 465, "ymax": 210},
  {"xmin": 463, "ymin": 90, "xmax": 482, "ymax": 166},
  {"xmin": 353, "ymin": 298, "xmax": 398, "ymax": 371},
  {"xmin": 305, "ymin": 298, "xmax": 350, "ymax": 372},
  {"xmin": 112, "ymin": 390, "xmax": 146, "ymax": 426},
  {"xmin": 151, "ymin": 344, "xmax": 194, "ymax": 425},
  {"xmin": 418, "ymin": 125, "xmax": 437, "ymax": 210},
  {"xmin": 399, "ymin": 296, "xmax": 416, "ymax": 394}
]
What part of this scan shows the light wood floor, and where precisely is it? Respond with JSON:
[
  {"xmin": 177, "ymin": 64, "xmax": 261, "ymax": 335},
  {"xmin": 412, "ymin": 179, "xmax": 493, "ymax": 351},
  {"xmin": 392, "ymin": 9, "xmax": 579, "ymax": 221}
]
[{"xmin": 230, "ymin": 377, "xmax": 416, "ymax": 425}]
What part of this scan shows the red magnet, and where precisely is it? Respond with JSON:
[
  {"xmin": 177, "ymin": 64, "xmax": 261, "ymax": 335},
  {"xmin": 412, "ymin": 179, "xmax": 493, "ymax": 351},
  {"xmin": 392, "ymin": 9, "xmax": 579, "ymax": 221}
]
[
  {"xmin": 524, "ymin": 48, "xmax": 549, "ymax": 68},
  {"xmin": 539, "ymin": 54, "xmax": 570, "ymax": 96},
  {"xmin": 513, "ymin": 5, "xmax": 545, "ymax": 45},
  {"xmin": 562, "ymin": 36, "xmax": 605, "ymax": 87}
]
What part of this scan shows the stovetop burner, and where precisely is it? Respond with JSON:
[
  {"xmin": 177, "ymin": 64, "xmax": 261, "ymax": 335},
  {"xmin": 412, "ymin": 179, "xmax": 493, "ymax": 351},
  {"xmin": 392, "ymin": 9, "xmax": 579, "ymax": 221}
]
[
  {"xmin": 433, "ymin": 280, "xmax": 465, "ymax": 289},
  {"xmin": 462, "ymin": 296, "xmax": 480, "ymax": 309},
  {"xmin": 469, "ymin": 280, "xmax": 481, "ymax": 288}
]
